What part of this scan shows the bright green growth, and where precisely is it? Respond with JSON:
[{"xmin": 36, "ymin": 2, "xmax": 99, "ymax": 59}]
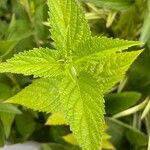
[{"xmin": 0, "ymin": 0, "xmax": 142, "ymax": 150}]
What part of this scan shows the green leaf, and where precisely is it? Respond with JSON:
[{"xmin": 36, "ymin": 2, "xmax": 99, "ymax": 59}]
[
  {"xmin": 106, "ymin": 118, "xmax": 148, "ymax": 147},
  {"xmin": 15, "ymin": 111, "xmax": 36, "ymax": 140},
  {"xmin": 48, "ymin": 0, "xmax": 91, "ymax": 52},
  {"xmin": 105, "ymin": 92, "xmax": 141, "ymax": 114},
  {"xmin": 46, "ymin": 112, "xmax": 66, "ymax": 125},
  {"xmin": 0, "ymin": 48, "xmax": 64, "ymax": 78},
  {"xmin": 77, "ymin": 51, "xmax": 142, "ymax": 93},
  {"xmin": 0, "ymin": 0, "xmax": 143, "ymax": 150},
  {"xmin": 105, "ymin": 118, "xmax": 125, "ymax": 149},
  {"xmin": 7, "ymin": 78, "xmax": 60, "ymax": 113},
  {"xmin": 102, "ymin": 140, "xmax": 116, "ymax": 150},
  {"xmin": 63, "ymin": 133, "xmax": 115, "ymax": 149},
  {"xmin": 74, "ymin": 37, "xmax": 142, "ymax": 61},
  {"xmin": 0, "ymin": 103, "xmax": 21, "ymax": 114},
  {"xmin": 109, "ymin": 118, "xmax": 148, "ymax": 146},
  {"xmin": 126, "ymin": 128, "xmax": 148, "ymax": 146},
  {"xmin": 0, "ymin": 40, "xmax": 17, "ymax": 56},
  {"xmin": 82, "ymin": 0, "xmax": 135, "ymax": 11},
  {"xmin": 60, "ymin": 72, "xmax": 105, "ymax": 150},
  {"xmin": 5, "ymin": 18, "xmax": 33, "ymax": 41},
  {"xmin": 0, "ymin": 112, "xmax": 15, "ymax": 138},
  {"xmin": 127, "ymin": 46, "xmax": 150, "ymax": 96},
  {"xmin": 63, "ymin": 134, "xmax": 78, "ymax": 145}
]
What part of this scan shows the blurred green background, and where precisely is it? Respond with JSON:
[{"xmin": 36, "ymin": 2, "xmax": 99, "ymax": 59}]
[{"xmin": 0, "ymin": 0, "xmax": 150, "ymax": 150}]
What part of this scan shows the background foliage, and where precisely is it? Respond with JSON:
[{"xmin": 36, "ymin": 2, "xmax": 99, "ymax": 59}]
[{"xmin": 0, "ymin": 0, "xmax": 150, "ymax": 150}]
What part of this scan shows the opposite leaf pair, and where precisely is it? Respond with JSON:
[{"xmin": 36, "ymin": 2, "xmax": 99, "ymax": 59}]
[{"xmin": 0, "ymin": 0, "xmax": 142, "ymax": 150}]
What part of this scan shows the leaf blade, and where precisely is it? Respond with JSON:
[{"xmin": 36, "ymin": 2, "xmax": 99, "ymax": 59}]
[
  {"xmin": 0, "ymin": 112, "xmax": 15, "ymax": 138},
  {"xmin": 0, "ymin": 103, "xmax": 22, "ymax": 114},
  {"xmin": 7, "ymin": 78, "xmax": 60, "ymax": 113},
  {"xmin": 74, "ymin": 37, "xmax": 142, "ymax": 62},
  {"xmin": 105, "ymin": 92, "xmax": 141, "ymax": 114},
  {"xmin": 77, "ymin": 50, "xmax": 142, "ymax": 93},
  {"xmin": 60, "ymin": 72, "xmax": 105, "ymax": 150},
  {"xmin": 46, "ymin": 112, "xmax": 66, "ymax": 125},
  {"xmin": 0, "ymin": 48, "xmax": 64, "ymax": 78},
  {"xmin": 48, "ymin": 0, "xmax": 91, "ymax": 52}
]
